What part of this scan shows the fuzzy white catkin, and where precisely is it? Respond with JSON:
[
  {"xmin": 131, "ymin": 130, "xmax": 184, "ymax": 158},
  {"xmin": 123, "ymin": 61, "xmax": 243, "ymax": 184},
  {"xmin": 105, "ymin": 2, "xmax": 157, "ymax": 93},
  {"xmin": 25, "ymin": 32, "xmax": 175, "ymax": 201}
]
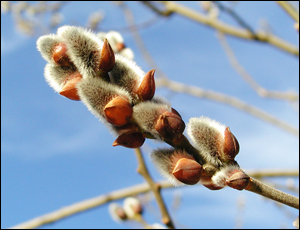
[
  {"xmin": 58, "ymin": 26, "xmax": 104, "ymax": 78},
  {"xmin": 151, "ymin": 148, "xmax": 194, "ymax": 186},
  {"xmin": 77, "ymin": 77, "xmax": 132, "ymax": 123},
  {"xmin": 123, "ymin": 197, "xmax": 142, "ymax": 219},
  {"xmin": 187, "ymin": 116, "xmax": 226, "ymax": 166},
  {"xmin": 211, "ymin": 164, "xmax": 241, "ymax": 187},
  {"xmin": 44, "ymin": 63, "xmax": 77, "ymax": 93},
  {"xmin": 132, "ymin": 101, "xmax": 171, "ymax": 139},
  {"xmin": 36, "ymin": 34, "xmax": 63, "ymax": 64}
]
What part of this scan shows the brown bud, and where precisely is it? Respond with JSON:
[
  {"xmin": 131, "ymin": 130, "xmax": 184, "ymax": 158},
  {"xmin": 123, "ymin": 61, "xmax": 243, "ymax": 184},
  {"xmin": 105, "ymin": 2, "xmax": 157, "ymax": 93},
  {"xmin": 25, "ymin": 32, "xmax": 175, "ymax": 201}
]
[
  {"xmin": 104, "ymin": 96, "xmax": 133, "ymax": 126},
  {"xmin": 113, "ymin": 131, "xmax": 145, "ymax": 148},
  {"xmin": 99, "ymin": 38, "xmax": 115, "ymax": 72},
  {"xmin": 155, "ymin": 111, "xmax": 185, "ymax": 142},
  {"xmin": 200, "ymin": 166, "xmax": 224, "ymax": 190},
  {"xmin": 223, "ymin": 127, "xmax": 239, "ymax": 160},
  {"xmin": 53, "ymin": 43, "xmax": 72, "ymax": 66},
  {"xmin": 172, "ymin": 158, "xmax": 202, "ymax": 185},
  {"xmin": 59, "ymin": 72, "xmax": 82, "ymax": 100},
  {"xmin": 226, "ymin": 171, "xmax": 250, "ymax": 190},
  {"xmin": 137, "ymin": 69, "xmax": 155, "ymax": 101}
]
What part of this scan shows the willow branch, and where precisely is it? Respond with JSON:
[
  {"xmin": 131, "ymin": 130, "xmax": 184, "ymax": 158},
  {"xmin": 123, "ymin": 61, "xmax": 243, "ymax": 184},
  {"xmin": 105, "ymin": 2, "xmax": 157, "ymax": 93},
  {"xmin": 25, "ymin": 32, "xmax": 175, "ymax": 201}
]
[
  {"xmin": 145, "ymin": 1, "xmax": 299, "ymax": 56},
  {"xmin": 276, "ymin": 1, "xmax": 299, "ymax": 23},
  {"xmin": 156, "ymin": 78, "xmax": 299, "ymax": 136},
  {"xmin": 245, "ymin": 177, "xmax": 299, "ymax": 209},
  {"xmin": 9, "ymin": 180, "xmax": 173, "ymax": 229},
  {"xmin": 246, "ymin": 169, "xmax": 299, "ymax": 178},
  {"xmin": 217, "ymin": 32, "xmax": 299, "ymax": 101},
  {"xmin": 134, "ymin": 148, "xmax": 175, "ymax": 229}
]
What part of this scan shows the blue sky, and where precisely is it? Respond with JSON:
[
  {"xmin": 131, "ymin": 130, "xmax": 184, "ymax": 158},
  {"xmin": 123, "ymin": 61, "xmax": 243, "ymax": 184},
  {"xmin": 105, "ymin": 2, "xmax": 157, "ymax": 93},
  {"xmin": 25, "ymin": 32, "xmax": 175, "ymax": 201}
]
[{"xmin": 1, "ymin": 1, "xmax": 299, "ymax": 229}]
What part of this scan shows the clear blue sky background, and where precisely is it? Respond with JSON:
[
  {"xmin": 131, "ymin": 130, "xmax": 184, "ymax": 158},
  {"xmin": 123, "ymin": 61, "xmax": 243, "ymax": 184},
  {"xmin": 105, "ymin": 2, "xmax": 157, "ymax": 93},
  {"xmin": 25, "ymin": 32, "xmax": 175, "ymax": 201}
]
[{"xmin": 1, "ymin": 1, "xmax": 299, "ymax": 229}]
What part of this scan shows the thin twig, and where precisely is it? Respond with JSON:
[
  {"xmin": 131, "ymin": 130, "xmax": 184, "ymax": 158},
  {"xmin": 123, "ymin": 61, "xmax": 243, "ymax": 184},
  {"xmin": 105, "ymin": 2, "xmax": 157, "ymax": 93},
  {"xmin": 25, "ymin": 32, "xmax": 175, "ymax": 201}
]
[
  {"xmin": 276, "ymin": 1, "xmax": 299, "ymax": 23},
  {"xmin": 134, "ymin": 148, "xmax": 175, "ymax": 229},
  {"xmin": 217, "ymin": 32, "xmax": 299, "ymax": 101},
  {"xmin": 245, "ymin": 177, "xmax": 299, "ymax": 209},
  {"xmin": 144, "ymin": 1, "xmax": 299, "ymax": 56},
  {"xmin": 9, "ymin": 180, "xmax": 173, "ymax": 229},
  {"xmin": 246, "ymin": 169, "xmax": 299, "ymax": 178},
  {"xmin": 118, "ymin": 1, "xmax": 168, "ymax": 80},
  {"xmin": 156, "ymin": 78, "xmax": 299, "ymax": 136}
]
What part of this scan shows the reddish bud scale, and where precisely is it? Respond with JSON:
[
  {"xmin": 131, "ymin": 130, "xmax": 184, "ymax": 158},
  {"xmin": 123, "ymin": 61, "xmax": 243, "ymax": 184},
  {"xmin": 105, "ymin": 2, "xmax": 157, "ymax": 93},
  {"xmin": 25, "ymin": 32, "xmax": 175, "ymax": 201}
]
[
  {"xmin": 200, "ymin": 166, "xmax": 224, "ymax": 190},
  {"xmin": 104, "ymin": 96, "xmax": 133, "ymax": 126},
  {"xmin": 99, "ymin": 39, "xmax": 115, "ymax": 72},
  {"xmin": 113, "ymin": 131, "xmax": 145, "ymax": 148},
  {"xmin": 137, "ymin": 69, "xmax": 156, "ymax": 101},
  {"xmin": 172, "ymin": 158, "xmax": 202, "ymax": 185},
  {"xmin": 59, "ymin": 72, "xmax": 83, "ymax": 100},
  {"xmin": 223, "ymin": 127, "xmax": 240, "ymax": 160},
  {"xmin": 226, "ymin": 171, "xmax": 250, "ymax": 190},
  {"xmin": 155, "ymin": 111, "xmax": 185, "ymax": 142},
  {"xmin": 53, "ymin": 43, "xmax": 72, "ymax": 66}
]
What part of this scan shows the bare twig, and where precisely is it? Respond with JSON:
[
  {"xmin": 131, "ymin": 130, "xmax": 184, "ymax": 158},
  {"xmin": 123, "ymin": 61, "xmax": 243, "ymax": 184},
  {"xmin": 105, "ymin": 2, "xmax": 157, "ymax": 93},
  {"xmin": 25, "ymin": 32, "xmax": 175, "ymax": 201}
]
[
  {"xmin": 143, "ymin": 1, "xmax": 299, "ymax": 56},
  {"xmin": 156, "ymin": 78, "xmax": 299, "ymax": 136},
  {"xmin": 9, "ymin": 180, "xmax": 173, "ymax": 229},
  {"xmin": 246, "ymin": 169, "xmax": 299, "ymax": 178},
  {"xmin": 118, "ymin": 2, "xmax": 168, "ymax": 80},
  {"xmin": 134, "ymin": 148, "xmax": 175, "ymax": 229},
  {"xmin": 245, "ymin": 177, "xmax": 299, "ymax": 209},
  {"xmin": 276, "ymin": 1, "xmax": 299, "ymax": 23},
  {"xmin": 217, "ymin": 32, "xmax": 299, "ymax": 101}
]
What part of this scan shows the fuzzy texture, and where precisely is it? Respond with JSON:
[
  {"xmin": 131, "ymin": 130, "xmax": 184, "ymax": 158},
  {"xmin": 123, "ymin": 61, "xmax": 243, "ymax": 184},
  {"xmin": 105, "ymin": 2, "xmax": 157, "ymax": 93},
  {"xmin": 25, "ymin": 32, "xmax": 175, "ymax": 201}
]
[
  {"xmin": 151, "ymin": 148, "xmax": 196, "ymax": 186},
  {"xmin": 132, "ymin": 101, "xmax": 171, "ymax": 139},
  {"xmin": 187, "ymin": 116, "xmax": 227, "ymax": 166},
  {"xmin": 44, "ymin": 63, "xmax": 78, "ymax": 93},
  {"xmin": 211, "ymin": 164, "xmax": 241, "ymax": 188},
  {"xmin": 36, "ymin": 34, "xmax": 64, "ymax": 64},
  {"xmin": 77, "ymin": 77, "xmax": 132, "ymax": 120},
  {"xmin": 58, "ymin": 26, "xmax": 104, "ymax": 79},
  {"xmin": 97, "ymin": 31, "xmax": 134, "ymax": 60},
  {"xmin": 109, "ymin": 54, "xmax": 144, "ymax": 101}
]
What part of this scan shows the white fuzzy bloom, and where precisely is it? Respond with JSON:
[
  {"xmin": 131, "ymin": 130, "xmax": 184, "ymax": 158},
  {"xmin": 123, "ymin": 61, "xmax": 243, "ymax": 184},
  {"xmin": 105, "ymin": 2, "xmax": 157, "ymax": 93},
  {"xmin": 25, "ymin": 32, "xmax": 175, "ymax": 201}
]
[
  {"xmin": 58, "ymin": 26, "xmax": 104, "ymax": 78},
  {"xmin": 187, "ymin": 116, "xmax": 226, "ymax": 166},
  {"xmin": 110, "ymin": 54, "xmax": 144, "ymax": 98},
  {"xmin": 151, "ymin": 148, "xmax": 194, "ymax": 186},
  {"xmin": 132, "ymin": 101, "xmax": 171, "ymax": 139},
  {"xmin": 36, "ymin": 34, "xmax": 63, "ymax": 64},
  {"xmin": 44, "ymin": 63, "xmax": 78, "ymax": 93},
  {"xmin": 77, "ymin": 77, "xmax": 132, "ymax": 123},
  {"xmin": 211, "ymin": 164, "xmax": 241, "ymax": 188}
]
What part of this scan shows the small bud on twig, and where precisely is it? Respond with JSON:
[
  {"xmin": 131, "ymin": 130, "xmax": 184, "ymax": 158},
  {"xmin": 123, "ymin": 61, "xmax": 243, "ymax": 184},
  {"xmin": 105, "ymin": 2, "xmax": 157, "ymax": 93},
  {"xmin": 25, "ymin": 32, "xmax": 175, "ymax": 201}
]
[
  {"xmin": 104, "ymin": 96, "xmax": 133, "ymax": 126},
  {"xmin": 136, "ymin": 69, "xmax": 156, "ymax": 101},
  {"xmin": 52, "ymin": 43, "xmax": 72, "ymax": 66},
  {"xmin": 113, "ymin": 131, "xmax": 145, "ymax": 148},
  {"xmin": 99, "ymin": 38, "xmax": 115, "ymax": 72},
  {"xmin": 172, "ymin": 158, "xmax": 202, "ymax": 185},
  {"xmin": 59, "ymin": 72, "xmax": 82, "ymax": 100}
]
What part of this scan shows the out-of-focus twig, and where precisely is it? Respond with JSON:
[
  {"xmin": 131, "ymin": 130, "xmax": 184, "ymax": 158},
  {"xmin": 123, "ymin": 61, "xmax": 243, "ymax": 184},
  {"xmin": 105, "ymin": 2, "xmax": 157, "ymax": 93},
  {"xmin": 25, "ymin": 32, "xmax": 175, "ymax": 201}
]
[
  {"xmin": 9, "ymin": 180, "xmax": 173, "ymax": 229},
  {"xmin": 134, "ymin": 148, "xmax": 175, "ymax": 229},
  {"xmin": 142, "ymin": 1, "xmax": 299, "ymax": 56},
  {"xmin": 118, "ymin": 2, "xmax": 168, "ymax": 80},
  {"xmin": 217, "ymin": 32, "xmax": 299, "ymax": 101},
  {"xmin": 156, "ymin": 78, "xmax": 299, "ymax": 136},
  {"xmin": 246, "ymin": 169, "xmax": 299, "ymax": 178},
  {"xmin": 276, "ymin": 1, "xmax": 299, "ymax": 23}
]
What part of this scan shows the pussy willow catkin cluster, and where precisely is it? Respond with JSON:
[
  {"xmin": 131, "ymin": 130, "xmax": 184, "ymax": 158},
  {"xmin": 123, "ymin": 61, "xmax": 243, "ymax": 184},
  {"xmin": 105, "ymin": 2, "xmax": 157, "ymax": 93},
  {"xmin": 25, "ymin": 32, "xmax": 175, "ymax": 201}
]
[{"xmin": 37, "ymin": 26, "xmax": 249, "ymax": 191}]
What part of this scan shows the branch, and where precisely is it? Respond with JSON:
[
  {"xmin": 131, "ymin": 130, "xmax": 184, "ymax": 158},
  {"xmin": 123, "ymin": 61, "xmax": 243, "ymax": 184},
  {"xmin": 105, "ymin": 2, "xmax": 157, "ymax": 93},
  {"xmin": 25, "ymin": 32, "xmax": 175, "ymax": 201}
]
[
  {"xmin": 144, "ymin": 1, "xmax": 299, "ymax": 56},
  {"xmin": 134, "ymin": 148, "xmax": 175, "ymax": 228},
  {"xmin": 217, "ymin": 32, "xmax": 299, "ymax": 101},
  {"xmin": 9, "ymin": 180, "xmax": 173, "ymax": 229},
  {"xmin": 276, "ymin": 1, "xmax": 299, "ymax": 23},
  {"xmin": 156, "ymin": 78, "xmax": 299, "ymax": 136},
  {"xmin": 245, "ymin": 177, "xmax": 299, "ymax": 209}
]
